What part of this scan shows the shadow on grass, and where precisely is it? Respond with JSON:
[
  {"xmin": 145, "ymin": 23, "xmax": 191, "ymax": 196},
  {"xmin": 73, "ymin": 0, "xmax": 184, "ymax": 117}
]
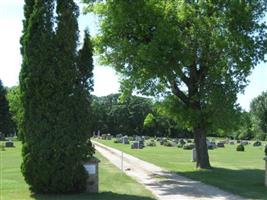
[
  {"xmin": 32, "ymin": 191, "xmax": 155, "ymax": 200},
  {"xmin": 177, "ymin": 167, "xmax": 267, "ymax": 200}
]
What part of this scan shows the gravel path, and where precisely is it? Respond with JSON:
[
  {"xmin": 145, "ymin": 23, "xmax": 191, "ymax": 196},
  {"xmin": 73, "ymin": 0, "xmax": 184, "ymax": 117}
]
[{"xmin": 93, "ymin": 141, "xmax": 246, "ymax": 200}]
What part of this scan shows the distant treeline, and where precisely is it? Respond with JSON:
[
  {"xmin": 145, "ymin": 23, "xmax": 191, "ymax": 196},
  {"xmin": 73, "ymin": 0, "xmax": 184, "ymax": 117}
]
[
  {"xmin": 90, "ymin": 93, "xmax": 192, "ymax": 138},
  {"xmin": 1, "ymin": 84, "xmax": 267, "ymax": 140}
]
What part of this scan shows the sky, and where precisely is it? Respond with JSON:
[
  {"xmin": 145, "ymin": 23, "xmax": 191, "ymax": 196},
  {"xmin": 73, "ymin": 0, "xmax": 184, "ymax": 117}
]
[{"xmin": 0, "ymin": 0, "xmax": 266, "ymax": 111}]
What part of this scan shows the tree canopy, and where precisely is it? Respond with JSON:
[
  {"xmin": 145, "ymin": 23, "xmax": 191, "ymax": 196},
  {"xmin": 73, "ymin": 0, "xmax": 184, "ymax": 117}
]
[
  {"xmin": 250, "ymin": 91, "xmax": 267, "ymax": 140},
  {"xmin": 85, "ymin": 0, "xmax": 267, "ymax": 168}
]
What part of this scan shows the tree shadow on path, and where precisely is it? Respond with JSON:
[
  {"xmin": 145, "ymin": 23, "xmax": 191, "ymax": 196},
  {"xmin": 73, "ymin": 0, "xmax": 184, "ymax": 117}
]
[
  {"xmin": 32, "ymin": 191, "xmax": 156, "ymax": 200},
  {"xmin": 177, "ymin": 167, "xmax": 267, "ymax": 200}
]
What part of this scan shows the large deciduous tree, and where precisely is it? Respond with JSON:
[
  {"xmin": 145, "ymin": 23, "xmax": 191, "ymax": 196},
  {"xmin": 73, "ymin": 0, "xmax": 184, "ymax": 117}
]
[
  {"xmin": 20, "ymin": 0, "xmax": 94, "ymax": 193},
  {"xmin": 250, "ymin": 91, "xmax": 267, "ymax": 140},
  {"xmin": 85, "ymin": 0, "xmax": 267, "ymax": 168}
]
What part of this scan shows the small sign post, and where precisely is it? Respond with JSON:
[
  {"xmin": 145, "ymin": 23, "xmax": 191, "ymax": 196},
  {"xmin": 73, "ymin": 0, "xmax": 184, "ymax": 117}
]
[{"xmin": 84, "ymin": 157, "xmax": 100, "ymax": 193}]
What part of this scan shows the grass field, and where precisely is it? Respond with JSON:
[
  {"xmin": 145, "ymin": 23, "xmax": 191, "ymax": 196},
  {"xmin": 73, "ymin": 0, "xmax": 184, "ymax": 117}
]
[
  {"xmin": 95, "ymin": 139, "xmax": 267, "ymax": 199},
  {"xmin": 0, "ymin": 141, "xmax": 155, "ymax": 200}
]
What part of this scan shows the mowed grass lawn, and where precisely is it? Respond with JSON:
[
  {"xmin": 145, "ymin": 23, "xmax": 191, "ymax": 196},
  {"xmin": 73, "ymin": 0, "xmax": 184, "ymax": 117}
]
[
  {"xmin": 95, "ymin": 139, "xmax": 267, "ymax": 199},
  {"xmin": 0, "ymin": 141, "xmax": 155, "ymax": 200}
]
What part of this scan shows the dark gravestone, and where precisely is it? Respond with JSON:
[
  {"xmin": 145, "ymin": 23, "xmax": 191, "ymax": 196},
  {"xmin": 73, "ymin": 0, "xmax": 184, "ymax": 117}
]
[
  {"xmin": 139, "ymin": 140, "xmax": 144, "ymax": 148},
  {"xmin": 207, "ymin": 141, "xmax": 216, "ymax": 149},
  {"xmin": 217, "ymin": 142, "xmax": 225, "ymax": 148},
  {"xmin": 131, "ymin": 141, "xmax": 139, "ymax": 149},
  {"xmin": 131, "ymin": 141, "xmax": 144, "ymax": 149},
  {"xmin": 5, "ymin": 140, "xmax": 14, "ymax": 148}
]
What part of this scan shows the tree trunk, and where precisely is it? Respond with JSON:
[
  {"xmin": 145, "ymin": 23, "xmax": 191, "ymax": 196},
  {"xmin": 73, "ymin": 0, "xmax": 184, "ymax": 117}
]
[{"xmin": 193, "ymin": 127, "xmax": 211, "ymax": 169}]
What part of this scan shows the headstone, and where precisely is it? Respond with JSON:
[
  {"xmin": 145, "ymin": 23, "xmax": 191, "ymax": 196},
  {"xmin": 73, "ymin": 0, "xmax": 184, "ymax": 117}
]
[
  {"xmin": 207, "ymin": 141, "xmax": 216, "ymax": 149},
  {"xmin": 92, "ymin": 131, "xmax": 96, "ymax": 138},
  {"xmin": 97, "ymin": 130, "xmax": 101, "ymax": 138},
  {"xmin": 101, "ymin": 134, "xmax": 107, "ymax": 140},
  {"xmin": 241, "ymin": 141, "xmax": 249, "ymax": 145},
  {"xmin": 116, "ymin": 134, "xmax": 123, "ymax": 139},
  {"xmin": 84, "ymin": 157, "xmax": 100, "ymax": 193},
  {"xmin": 5, "ymin": 140, "xmax": 14, "ymax": 148},
  {"xmin": 229, "ymin": 141, "xmax": 235, "ymax": 145},
  {"xmin": 135, "ymin": 136, "xmax": 142, "ymax": 142},
  {"xmin": 122, "ymin": 136, "xmax": 129, "ymax": 144},
  {"xmin": 107, "ymin": 134, "xmax": 112, "ymax": 140},
  {"xmin": 183, "ymin": 143, "xmax": 195, "ymax": 150},
  {"xmin": 131, "ymin": 141, "xmax": 139, "ymax": 149},
  {"xmin": 217, "ymin": 142, "xmax": 225, "ymax": 148}
]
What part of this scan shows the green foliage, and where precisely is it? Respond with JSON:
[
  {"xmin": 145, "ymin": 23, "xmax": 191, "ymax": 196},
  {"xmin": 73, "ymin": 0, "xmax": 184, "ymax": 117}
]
[
  {"xmin": 234, "ymin": 111, "xmax": 255, "ymax": 140},
  {"xmin": 20, "ymin": 0, "xmax": 94, "ymax": 193},
  {"xmin": 253, "ymin": 141, "xmax": 261, "ymax": 147},
  {"xmin": 250, "ymin": 91, "xmax": 267, "ymax": 140},
  {"xmin": 146, "ymin": 140, "xmax": 156, "ymax": 147},
  {"xmin": 236, "ymin": 144, "xmax": 245, "ymax": 152},
  {"xmin": 7, "ymin": 86, "xmax": 24, "ymax": 140},
  {"xmin": 143, "ymin": 113, "xmax": 156, "ymax": 129},
  {"xmin": 85, "ymin": 0, "xmax": 267, "ymax": 168},
  {"xmin": 91, "ymin": 94, "xmax": 153, "ymax": 136},
  {"xmin": 162, "ymin": 140, "xmax": 173, "ymax": 147},
  {"xmin": 0, "ymin": 80, "xmax": 13, "ymax": 136}
]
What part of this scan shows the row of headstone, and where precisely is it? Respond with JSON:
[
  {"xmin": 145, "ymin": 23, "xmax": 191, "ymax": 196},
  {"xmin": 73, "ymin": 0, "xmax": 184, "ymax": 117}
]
[
  {"xmin": 101, "ymin": 134, "xmax": 112, "ymax": 140},
  {"xmin": 131, "ymin": 140, "xmax": 144, "ymax": 149}
]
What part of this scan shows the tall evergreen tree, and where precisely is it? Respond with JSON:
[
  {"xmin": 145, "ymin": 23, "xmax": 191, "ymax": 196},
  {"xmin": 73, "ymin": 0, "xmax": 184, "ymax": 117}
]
[
  {"xmin": 20, "ymin": 0, "xmax": 57, "ymax": 193},
  {"xmin": 20, "ymin": 0, "xmax": 94, "ymax": 193},
  {"xmin": 77, "ymin": 30, "xmax": 94, "ymax": 92},
  {"xmin": 0, "ymin": 80, "xmax": 13, "ymax": 136}
]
